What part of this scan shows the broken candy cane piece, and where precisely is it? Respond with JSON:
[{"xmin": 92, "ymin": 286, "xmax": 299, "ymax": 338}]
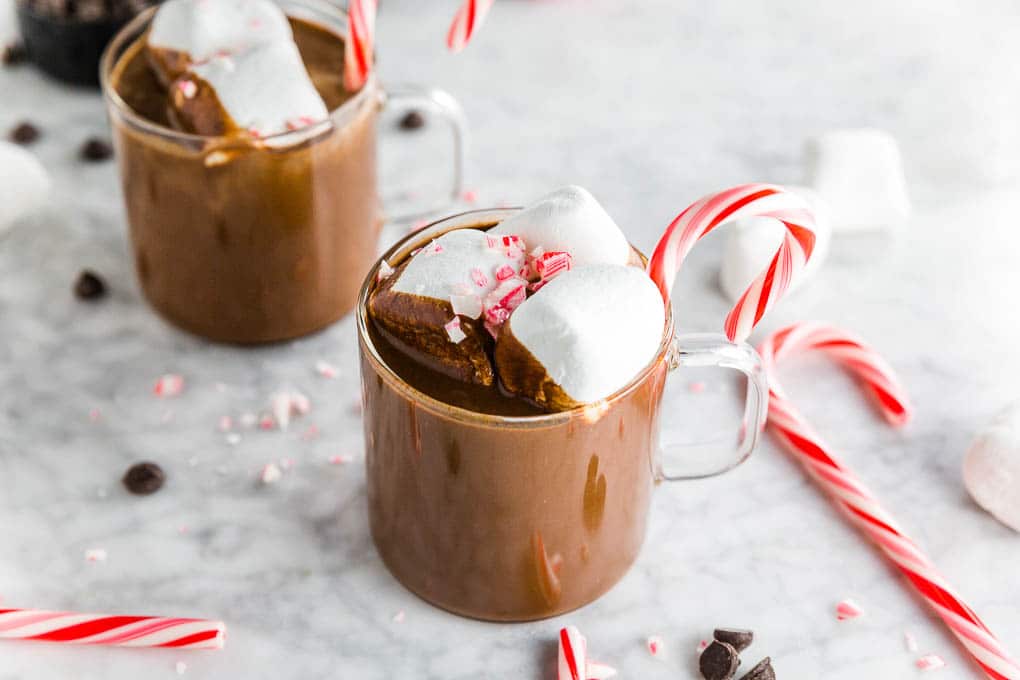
[
  {"xmin": 450, "ymin": 292, "xmax": 483, "ymax": 319},
  {"xmin": 558, "ymin": 626, "xmax": 587, "ymax": 680},
  {"xmin": 916, "ymin": 654, "xmax": 946, "ymax": 671},
  {"xmin": 376, "ymin": 260, "xmax": 394, "ymax": 281},
  {"xmin": 154, "ymin": 374, "xmax": 184, "ymax": 397},
  {"xmin": 646, "ymin": 635, "xmax": 664, "ymax": 658},
  {"xmin": 444, "ymin": 317, "xmax": 467, "ymax": 343},
  {"xmin": 532, "ymin": 250, "xmax": 572, "ymax": 280},
  {"xmin": 482, "ymin": 277, "xmax": 527, "ymax": 328},
  {"xmin": 836, "ymin": 598, "xmax": 864, "ymax": 621}
]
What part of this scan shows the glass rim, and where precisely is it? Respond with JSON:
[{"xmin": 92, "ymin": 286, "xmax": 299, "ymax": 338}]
[
  {"xmin": 98, "ymin": 2, "xmax": 376, "ymax": 146},
  {"xmin": 356, "ymin": 207, "xmax": 677, "ymax": 427}
]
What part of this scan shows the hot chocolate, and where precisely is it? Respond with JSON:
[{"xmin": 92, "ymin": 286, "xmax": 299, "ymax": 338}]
[{"xmin": 103, "ymin": 0, "xmax": 380, "ymax": 343}]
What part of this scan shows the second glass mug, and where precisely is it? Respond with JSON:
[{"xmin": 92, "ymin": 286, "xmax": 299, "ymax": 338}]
[
  {"xmin": 358, "ymin": 208, "xmax": 770, "ymax": 621},
  {"xmin": 99, "ymin": 0, "xmax": 465, "ymax": 343}
]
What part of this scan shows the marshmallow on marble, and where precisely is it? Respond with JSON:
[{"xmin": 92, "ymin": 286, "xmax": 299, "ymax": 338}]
[
  {"xmin": 369, "ymin": 229, "xmax": 528, "ymax": 385},
  {"xmin": 0, "ymin": 142, "xmax": 51, "ymax": 234},
  {"xmin": 963, "ymin": 403, "xmax": 1020, "ymax": 532},
  {"xmin": 719, "ymin": 186, "xmax": 832, "ymax": 303},
  {"xmin": 495, "ymin": 264, "xmax": 665, "ymax": 410},
  {"xmin": 146, "ymin": 0, "xmax": 293, "ymax": 85},
  {"xmin": 489, "ymin": 186, "xmax": 635, "ymax": 267},
  {"xmin": 805, "ymin": 128, "xmax": 911, "ymax": 233},
  {"xmin": 170, "ymin": 40, "xmax": 328, "ymax": 139}
]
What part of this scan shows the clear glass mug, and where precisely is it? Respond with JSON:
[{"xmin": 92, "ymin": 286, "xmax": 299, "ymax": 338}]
[
  {"xmin": 99, "ymin": 0, "xmax": 465, "ymax": 344},
  {"xmin": 357, "ymin": 208, "xmax": 769, "ymax": 621}
]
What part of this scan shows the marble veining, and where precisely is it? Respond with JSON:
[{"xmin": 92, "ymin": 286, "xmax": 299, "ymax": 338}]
[{"xmin": 2, "ymin": 0, "xmax": 1019, "ymax": 678}]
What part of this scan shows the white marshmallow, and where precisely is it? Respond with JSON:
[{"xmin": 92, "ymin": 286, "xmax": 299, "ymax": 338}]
[
  {"xmin": 190, "ymin": 41, "xmax": 328, "ymax": 138},
  {"xmin": 507, "ymin": 264, "xmax": 665, "ymax": 404},
  {"xmin": 0, "ymin": 142, "xmax": 50, "ymax": 234},
  {"xmin": 964, "ymin": 403, "xmax": 1020, "ymax": 532},
  {"xmin": 149, "ymin": 0, "xmax": 293, "ymax": 63},
  {"xmin": 805, "ymin": 128, "xmax": 911, "ymax": 233},
  {"xmin": 719, "ymin": 186, "xmax": 832, "ymax": 303},
  {"xmin": 489, "ymin": 186, "xmax": 631, "ymax": 266},
  {"xmin": 393, "ymin": 229, "xmax": 527, "ymax": 303}
]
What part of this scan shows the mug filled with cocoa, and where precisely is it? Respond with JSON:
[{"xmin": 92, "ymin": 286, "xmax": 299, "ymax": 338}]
[
  {"xmin": 358, "ymin": 186, "xmax": 769, "ymax": 621},
  {"xmin": 100, "ymin": 0, "xmax": 465, "ymax": 343}
]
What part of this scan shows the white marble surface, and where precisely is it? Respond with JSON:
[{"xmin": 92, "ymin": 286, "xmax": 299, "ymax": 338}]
[{"xmin": 2, "ymin": 0, "xmax": 1020, "ymax": 678}]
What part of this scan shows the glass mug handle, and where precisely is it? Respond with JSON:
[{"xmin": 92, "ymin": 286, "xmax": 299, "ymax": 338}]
[
  {"xmin": 658, "ymin": 333, "xmax": 770, "ymax": 481},
  {"xmin": 381, "ymin": 84, "xmax": 467, "ymax": 222}
]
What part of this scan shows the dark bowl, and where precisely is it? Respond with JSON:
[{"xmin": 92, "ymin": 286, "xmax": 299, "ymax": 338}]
[{"xmin": 16, "ymin": 2, "xmax": 132, "ymax": 87}]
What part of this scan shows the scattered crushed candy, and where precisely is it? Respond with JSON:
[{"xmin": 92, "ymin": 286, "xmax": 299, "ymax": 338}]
[
  {"xmin": 153, "ymin": 374, "xmax": 184, "ymax": 397},
  {"xmin": 176, "ymin": 80, "xmax": 197, "ymax": 99},
  {"xmin": 646, "ymin": 635, "xmax": 664, "ymax": 658},
  {"xmin": 462, "ymin": 189, "xmax": 477, "ymax": 203},
  {"xmin": 450, "ymin": 292, "xmax": 483, "ymax": 319},
  {"xmin": 259, "ymin": 463, "xmax": 282, "ymax": 485},
  {"xmin": 470, "ymin": 267, "xmax": 489, "ymax": 288},
  {"xmin": 835, "ymin": 598, "xmax": 863, "ymax": 621},
  {"xmin": 315, "ymin": 360, "xmax": 338, "ymax": 378},
  {"xmin": 377, "ymin": 260, "xmax": 395, "ymax": 281},
  {"xmin": 84, "ymin": 548, "xmax": 108, "ymax": 563},
  {"xmin": 482, "ymin": 277, "xmax": 526, "ymax": 330},
  {"xmin": 697, "ymin": 639, "xmax": 709, "ymax": 652},
  {"xmin": 689, "ymin": 381, "xmax": 706, "ymax": 393},
  {"xmin": 916, "ymin": 654, "xmax": 946, "ymax": 671},
  {"xmin": 329, "ymin": 454, "xmax": 352, "ymax": 465},
  {"xmin": 445, "ymin": 317, "xmax": 467, "ymax": 343},
  {"xmin": 904, "ymin": 631, "xmax": 919, "ymax": 652},
  {"xmin": 392, "ymin": 610, "xmax": 405, "ymax": 623}
]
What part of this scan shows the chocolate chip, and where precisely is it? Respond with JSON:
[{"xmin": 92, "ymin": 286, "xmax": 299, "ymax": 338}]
[
  {"xmin": 737, "ymin": 657, "xmax": 775, "ymax": 680},
  {"xmin": 80, "ymin": 137, "xmax": 113, "ymax": 162},
  {"xmin": 9, "ymin": 122, "xmax": 40, "ymax": 145},
  {"xmin": 714, "ymin": 628, "xmax": 754, "ymax": 653},
  {"xmin": 122, "ymin": 462, "xmax": 165, "ymax": 495},
  {"xmin": 398, "ymin": 110, "xmax": 426, "ymax": 131},
  {"xmin": 2, "ymin": 41, "xmax": 27, "ymax": 66},
  {"xmin": 74, "ymin": 270, "xmax": 107, "ymax": 300},
  {"xmin": 700, "ymin": 640, "xmax": 740, "ymax": 680}
]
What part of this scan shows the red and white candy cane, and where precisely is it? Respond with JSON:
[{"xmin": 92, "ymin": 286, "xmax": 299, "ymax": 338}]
[
  {"xmin": 759, "ymin": 323, "xmax": 1020, "ymax": 680},
  {"xmin": 0, "ymin": 609, "xmax": 225, "ymax": 650},
  {"xmin": 343, "ymin": 0, "xmax": 376, "ymax": 91},
  {"xmin": 558, "ymin": 626, "xmax": 617, "ymax": 680},
  {"xmin": 446, "ymin": 0, "xmax": 494, "ymax": 53},
  {"xmin": 647, "ymin": 183, "xmax": 818, "ymax": 343}
]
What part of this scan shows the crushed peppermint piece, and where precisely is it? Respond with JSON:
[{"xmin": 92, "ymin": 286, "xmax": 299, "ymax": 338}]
[
  {"xmin": 423, "ymin": 240, "xmax": 445, "ymax": 256},
  {"xmin": 285, "ymin": 115, "xmax": 318, "ymax": 131},
  {"xmin": 646, "ymin": 635, "xmax": 664, "ymax": 658},
  {"xmin": 445, "ymin": 317, "xmax": 467, "ymax": 343},
  {"xmin": 697, "ymin": 639, "xmax": 709, "ymax": 652},
  {"xmin": 259, "ymin": 414, "xmax": 277, "ymax": 430},
  {"xmin": 84, "ymin": 548, "xmax": 107, "ymax": 562},
  {"xmin": 470, "ymin": 267, "xmax": 489, "ymax": 288},
  {"xmin": 689, "ymin": 381, "xmax": 707, "ymax": 393},
  {"xmin": 175, "ymin": 660, "xmax": 187, "ymax": 675},
  {"xmin": 482, "ymin": 277, "xmax": 527, "ymax": 326},
  {"xmin": 836, "ymin": 598, "xmax": 863, "ymax": 621},
  {"xmin": 462, "ymin": 189, "xmax": 477, "ymax": 203},
  {"xmin": 494, "ymin": 264, "xmax": 517, "ymax": 281},
  {"xmin": 916, "ymin": 654, "xmax": 945, "ymax": 671},
  {"xmin": 392, "ymin": 610, "xmax": 405, "ymax": 623},
  {"xmin": 218, "ymin": 415, "xmax": 233, "ymax": 432},
  {"xmin": 176, "ymin": 80, "xmax": 197, "ymax": 99},
  {"xmin": 904, "ymin": 631, "xmax": 919, "ymax": 653},
  {"xmin": 259, "ymin": 463, "xmax": 282, "ymax": 485},
  {"xmin": 450, "ymin": 292, "xmax": 483, "ymax": 319},
  {"xmin": 533, "ymin": 250, "xmax": 572, "ymax": 280},
  {"xmin": 329, "ymin": 454, "xmax": 352, "ymax": 465},
  {"xmin": 315, "ymin": 360, "xmax": 338, "ymax": 378},
  {"xmin": 587, "ymin": 661, "xmax": 617, "ymax": 680},
  {"xmin": 225, "ymin": 433, "xmax": 242, "ymax": 446},
  {"xmin": 153, "ymin": 374, "xmax": 184, "ymax": 397},
  {"xmin": 377, "ymin": 260, "xmax": 395, "ymax": 282}
]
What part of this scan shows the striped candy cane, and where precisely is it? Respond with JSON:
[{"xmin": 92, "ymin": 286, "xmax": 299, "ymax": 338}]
[
  {"xmin": 647, "ymin": 183, "xmax": 818, "ymax": 343},
  {"xmin": 446, "ymin": 0, "xmax": 494, "ymax": 53},
  {"xmin": 344, "ymin": 0, "xmax": 377, "ymax": 91},
  {"xmin": 0, "ymin": 609, "xmax": 225, "ymax": 650},
  {"xmin": 759, "ymin": 322, "xmax": 1020, "ymax": 680},
  {"xmin": 558, "ymin": 626, "xmax": 617, "ymax": 680}
]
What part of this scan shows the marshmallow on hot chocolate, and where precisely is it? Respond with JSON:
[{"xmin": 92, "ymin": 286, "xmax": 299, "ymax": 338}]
[
  {"xmin": 489, "ymin": 186, "xmax": 633, "ymax": 267},
  {"xmin": 147, "ymin": 0, "xmax": 293, "ymax": 85},
  {"xmin": 495, "ymin": 264, "xmax": 665, "ymax": 410},
  {"xmin": 170, "ymin": 40, "xmax": 329, "ymax": 138},
  {"xmin": 369, "ymin": 229, "xmax": 528, "ymax": 385}
]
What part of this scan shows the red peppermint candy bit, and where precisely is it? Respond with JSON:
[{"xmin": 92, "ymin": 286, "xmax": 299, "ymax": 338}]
[
  {"xmin": 534, "ymin": 250, "xmax": 572, "ymax": 280},
  {"xmin": 444, "ymin": 317, "xmax": 467, "ymax": 343},
  {"xmin": 915, "ymin": 654, "xmax": 945, "ymax": 671},
  {"xmin": 424, "ymin": 240, "xmax": 444, "ymax": 257},
  {"xmin": 494, "ymin": 264, "xmax": 516, "ymax": 281},
  {"xmin": 176, "ymin": 80, "xmax": 197, "ymax": 99},
  {"xmin": 836, "ymin": 598, "xmax": 863, "ymax": 621},
  {"xmin": 285, "ymin": 116, "xmax": 318, "ymax": 131},
  {"xmin": 486, "ymin": 234, "xmax": 523, "ymax": 250},
  {"xmin": 470, "ymin": 267, "xmax": 489, "ymax": 288},
  {"xmin": 153, "ymin": 374, "xmax": 184, "ymax": 397},
  {"xmin": 482, "ymin": 277, "xmax": 526, "ymax": 326}
]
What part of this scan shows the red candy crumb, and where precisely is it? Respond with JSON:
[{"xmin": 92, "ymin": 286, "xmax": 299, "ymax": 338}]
[
  {"xmin": 494, "ymin": 264, "xmax": 516, "ymax": 281},
  {"xmin": 533, "ymin": 251, "xmax": 572, "ymax": 280},
  {"xmin": 445, "ymin": 317, "xmax": 467, "ymax": 343},
  {"xmin": 153, "ymin": 374, "xmax": 184, "ymax": 398},
  {"xmin": 646, "ymin": 635, "xmax": 664, "ymax": 658},
  {"xmin": 470, "ymin": 268, "xmax": 489, "ymax": 288},
  {"xmin": 836, "ymin": 598, "xmax": 863, "ymax": 621},
  {"xmin": 916, "ymin": 655, "xmax": 945, "ymax": 671}
]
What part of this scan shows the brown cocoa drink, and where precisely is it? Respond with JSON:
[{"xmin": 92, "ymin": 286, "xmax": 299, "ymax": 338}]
[
  {"xmin": 360, "ymin": 192, "xmax": 770, "ymax": 621},
  {"xmin": 102, "ymin": 1, "xmax": 379, "ymax": 343}
]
